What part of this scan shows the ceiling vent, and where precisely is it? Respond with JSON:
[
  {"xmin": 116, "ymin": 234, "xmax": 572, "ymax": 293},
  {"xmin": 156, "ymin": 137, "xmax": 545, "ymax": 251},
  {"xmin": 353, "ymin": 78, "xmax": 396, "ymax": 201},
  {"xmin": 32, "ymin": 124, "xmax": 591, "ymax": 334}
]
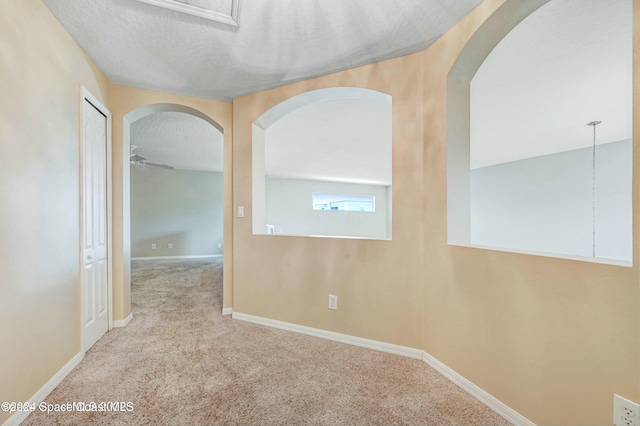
[{"xmin": 134, "ymin": 0, "xmax": 241, "ymax": 26}]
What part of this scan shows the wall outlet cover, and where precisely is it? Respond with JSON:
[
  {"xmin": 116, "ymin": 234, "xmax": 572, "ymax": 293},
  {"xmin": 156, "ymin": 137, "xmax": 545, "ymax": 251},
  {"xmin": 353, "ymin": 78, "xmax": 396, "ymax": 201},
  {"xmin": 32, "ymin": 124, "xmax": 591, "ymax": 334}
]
[{"xmin": 614, "ymin": 394, "xmax": 639, "ymax": 426}]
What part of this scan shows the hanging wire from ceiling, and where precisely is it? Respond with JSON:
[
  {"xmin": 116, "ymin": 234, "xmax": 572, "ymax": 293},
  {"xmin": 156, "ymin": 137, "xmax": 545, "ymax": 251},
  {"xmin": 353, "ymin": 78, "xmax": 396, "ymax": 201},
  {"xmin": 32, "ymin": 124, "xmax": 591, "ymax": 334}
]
[{"xmin": 587, "ymin": 120, "xmax": 601, "ymax": 258}]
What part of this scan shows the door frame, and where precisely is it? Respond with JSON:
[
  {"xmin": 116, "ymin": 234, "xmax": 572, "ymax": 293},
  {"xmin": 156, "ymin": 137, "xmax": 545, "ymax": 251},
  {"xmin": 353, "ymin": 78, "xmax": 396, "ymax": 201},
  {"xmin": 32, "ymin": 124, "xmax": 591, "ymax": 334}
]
[{"xmin": 80, "ymin": 86, "xmax": 113, "ymax": 348}]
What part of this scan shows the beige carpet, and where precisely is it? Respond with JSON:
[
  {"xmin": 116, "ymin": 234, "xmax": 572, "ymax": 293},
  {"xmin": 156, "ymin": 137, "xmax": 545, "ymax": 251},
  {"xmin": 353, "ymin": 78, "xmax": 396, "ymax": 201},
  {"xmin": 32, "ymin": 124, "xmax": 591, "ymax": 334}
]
[{"xmin": 24, "ymin": 258, "xmax": 510, "ymax": 425}]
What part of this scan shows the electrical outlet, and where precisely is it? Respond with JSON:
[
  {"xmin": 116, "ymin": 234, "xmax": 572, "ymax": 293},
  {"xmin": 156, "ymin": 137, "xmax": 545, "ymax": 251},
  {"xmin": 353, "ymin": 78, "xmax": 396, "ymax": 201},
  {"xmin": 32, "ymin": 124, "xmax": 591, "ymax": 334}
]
[
  {"xmin": 168, "ymin": 243, "xmax": 173, "ymax": 249},
  {"xmin": 218, "ymin": 243, "xmax": 222, "ymax": 248},
  {"xmin": 237, "ymin": 206, "xmax": 244, "ymax": 218},
  {"xmin": 151, "ymin": 244, "xmax": 156, "ymax": 250},
  {"xmin": 328, "ymin": 294, "xmax": 338, "ymax": 310},
  {"xmin": 614, "ymin": 394, "xmax": 639, "ymax": 426}
]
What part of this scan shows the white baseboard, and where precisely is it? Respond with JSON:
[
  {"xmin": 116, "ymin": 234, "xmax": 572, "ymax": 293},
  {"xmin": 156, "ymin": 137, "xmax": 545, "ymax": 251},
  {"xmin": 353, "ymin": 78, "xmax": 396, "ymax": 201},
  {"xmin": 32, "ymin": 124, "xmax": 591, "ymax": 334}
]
[
  {"xmin": 132, "ymin": 255, "xmax": 223, "ymax": 260},
  {"xmin": 222, "ymin": 307, "xmax": 233, "ymax": 316},
  {"xmin": 231, "ymin": 312, "xmax": 535, "ymax": 426},
  {"xmin": 3, "ymin": 352, "xmax": 83, "ymax": 426},
  {"xmin": 421, "ymin": 352, "xmax": 535, "ymax": 426},
  {"xmin": 232, "ymin": 312, "xmax": 424, "ymax": 360},
  {"xmin": 112, "ymin": 312, "xmax": 133, "ymax": 328}
]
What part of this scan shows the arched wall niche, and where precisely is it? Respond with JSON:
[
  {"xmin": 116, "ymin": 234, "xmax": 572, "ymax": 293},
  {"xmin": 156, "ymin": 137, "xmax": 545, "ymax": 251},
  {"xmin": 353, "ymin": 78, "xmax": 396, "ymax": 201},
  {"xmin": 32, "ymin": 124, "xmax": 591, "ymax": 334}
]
[{"xmin": 252, "ymin": 87, "xmax": 393, "ymax": 240}]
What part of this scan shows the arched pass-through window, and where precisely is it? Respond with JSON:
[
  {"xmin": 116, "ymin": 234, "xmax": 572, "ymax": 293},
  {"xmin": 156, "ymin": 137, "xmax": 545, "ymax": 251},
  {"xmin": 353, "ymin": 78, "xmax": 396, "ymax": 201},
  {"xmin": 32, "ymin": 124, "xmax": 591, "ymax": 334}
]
[
  {"xmin": 253, "ymin": 87, "xmax": 392, "ymax": 240},
  {"xmin": 447, "ymin": 0, "xmax": 632, "ymax": 264}
]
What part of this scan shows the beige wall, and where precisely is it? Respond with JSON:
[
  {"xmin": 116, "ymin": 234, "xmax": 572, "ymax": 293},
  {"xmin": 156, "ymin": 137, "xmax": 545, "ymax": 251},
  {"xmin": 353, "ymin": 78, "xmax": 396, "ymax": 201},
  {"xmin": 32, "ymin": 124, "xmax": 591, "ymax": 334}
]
[
  {"xmin": 424, "ymin": 1, "xmax": 638, "ymax": 424},
  {"xmin": 0, "ymin": 0, "xmax": 109, "ymax": 424},
  {"xmin": 232, "ymin": 1, "xmax": 640, "ymax": 424},
  {"xmin": 109, "ymin": 85, "xmax": 233, "ymax": 320},
  {"xmin": 233, "ymin": 55, "xmax": 427, "ymax": 347}
]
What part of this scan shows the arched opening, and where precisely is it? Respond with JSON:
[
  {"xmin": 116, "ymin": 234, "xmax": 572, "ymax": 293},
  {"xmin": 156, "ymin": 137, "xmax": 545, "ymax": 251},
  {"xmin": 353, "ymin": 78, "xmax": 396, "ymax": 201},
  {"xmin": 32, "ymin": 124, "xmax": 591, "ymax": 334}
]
[
  {"xmin": 122, "ymin": 103, "xmax": 226, "ymax": 316},
  {"xmin": 447, "ymin": 0, "xmax": 632, "ymax": 264},
  {"xmin": 252, "ymin": 87, "xmax": 393, "ymax": 240},
  {"xmin": 129, "ymin": 112, "xmax": 224, "ymax": 258}
]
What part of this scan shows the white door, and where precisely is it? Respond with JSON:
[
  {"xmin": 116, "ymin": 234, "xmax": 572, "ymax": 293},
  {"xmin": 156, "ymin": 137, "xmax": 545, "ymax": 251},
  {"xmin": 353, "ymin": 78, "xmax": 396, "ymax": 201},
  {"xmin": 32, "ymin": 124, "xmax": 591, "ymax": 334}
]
[{"xmin": 82, "ymin": 97, "xmax": 109, "ymax": 352}]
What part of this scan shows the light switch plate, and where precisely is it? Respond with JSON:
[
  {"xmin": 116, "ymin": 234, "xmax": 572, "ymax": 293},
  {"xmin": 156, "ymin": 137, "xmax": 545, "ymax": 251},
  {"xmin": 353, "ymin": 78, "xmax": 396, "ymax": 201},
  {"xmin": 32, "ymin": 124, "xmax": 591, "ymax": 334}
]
[{"xmin": 328, "ymin": 294, "xmax": 338, "ymax": 310}]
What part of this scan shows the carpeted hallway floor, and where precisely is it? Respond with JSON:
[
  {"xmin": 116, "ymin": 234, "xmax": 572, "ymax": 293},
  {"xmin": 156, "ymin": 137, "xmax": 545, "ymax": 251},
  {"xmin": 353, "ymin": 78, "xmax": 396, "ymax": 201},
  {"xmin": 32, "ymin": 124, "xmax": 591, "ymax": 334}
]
[{"xmin": 24, "ymin": 258, "xmax": 510, "ymax": 425}]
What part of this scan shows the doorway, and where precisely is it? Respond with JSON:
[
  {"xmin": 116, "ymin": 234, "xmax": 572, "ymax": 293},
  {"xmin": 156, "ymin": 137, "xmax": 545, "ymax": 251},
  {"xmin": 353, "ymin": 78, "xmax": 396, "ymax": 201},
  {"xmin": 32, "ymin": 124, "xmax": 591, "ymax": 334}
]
[
  {"xmin": 129, "ymin": 111, "xmax": 224, "ymax": 259},
  {"xmin": 122, "ymin": 103, "xmax": 226, "ymax": 319}
]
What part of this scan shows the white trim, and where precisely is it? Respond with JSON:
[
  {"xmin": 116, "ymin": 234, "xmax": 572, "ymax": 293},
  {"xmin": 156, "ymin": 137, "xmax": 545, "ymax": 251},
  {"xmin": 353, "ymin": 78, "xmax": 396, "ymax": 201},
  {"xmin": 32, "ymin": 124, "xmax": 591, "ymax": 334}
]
[
  {"xmin": 131, "ymin": 255, "xmax": 222, "ymax": 260},
  {"xmin": 449, "ymin": 243, "xmax": 632, "ymax": 268},
  {"xmin": 221, "ymin": 307, "xmax": 233, "ymax": 316},
  {"xmin": 232, "ymin": 312, "xmax": 423, "ymax": 359},
  {"xmin": 113, "ymin": 312, "xmax": 133, "ymax": 328},
  {"xmin": 2, "ymin": 352, "xmax": 83, "ymax": 426},
  {"xmin": 231, "ymin": 312, "xmax": 536, "ymax": 426},
  {"xmin": 421, "ymin": 352, "xmax": 536, "ymax": 426},
  {"xmin": 80, "ymin": 87, "xmax": 113, "ymax": 344},
  {"xmin": 133, "ymin": 0, "xmax": 241, "ymax": 26}
]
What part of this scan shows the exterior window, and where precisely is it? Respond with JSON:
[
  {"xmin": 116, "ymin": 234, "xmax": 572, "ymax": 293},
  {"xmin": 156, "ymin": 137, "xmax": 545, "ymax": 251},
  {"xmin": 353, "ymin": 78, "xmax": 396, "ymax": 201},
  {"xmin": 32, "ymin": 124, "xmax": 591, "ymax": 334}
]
[{"xmin": 312, "ymin": 194, "xmax": 375, "ymax": 212}]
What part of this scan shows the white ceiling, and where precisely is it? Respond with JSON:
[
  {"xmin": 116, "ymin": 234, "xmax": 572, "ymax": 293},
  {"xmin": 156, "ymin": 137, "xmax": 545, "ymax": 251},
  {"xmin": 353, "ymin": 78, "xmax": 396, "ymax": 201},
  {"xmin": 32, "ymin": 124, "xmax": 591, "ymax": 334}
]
[
  {"xmin": 42, "ymin": 0, "xmax": 483, "ymax": 102},
  {"xmin": 130, "ymin": 112, "xmax": 224, "ymax": 172},
  {"xmin": 470, "ymin": 0, "xmax": 632, "ymax": 169},
  {"xmin": 265, "ymin": 98, "xmax": 392, "ymax": 185}
]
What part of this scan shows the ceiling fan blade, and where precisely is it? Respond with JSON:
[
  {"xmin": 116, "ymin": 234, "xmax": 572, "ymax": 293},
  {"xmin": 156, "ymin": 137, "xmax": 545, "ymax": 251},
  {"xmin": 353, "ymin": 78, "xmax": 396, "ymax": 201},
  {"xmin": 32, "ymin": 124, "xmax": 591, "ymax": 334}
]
[
  {"xmin": 130, "ymin": 154, "xmax": 147, "ymax": 162},
  {"xmin": 145, "ymin": 162, "xmax": 174, "ymax": 170}
]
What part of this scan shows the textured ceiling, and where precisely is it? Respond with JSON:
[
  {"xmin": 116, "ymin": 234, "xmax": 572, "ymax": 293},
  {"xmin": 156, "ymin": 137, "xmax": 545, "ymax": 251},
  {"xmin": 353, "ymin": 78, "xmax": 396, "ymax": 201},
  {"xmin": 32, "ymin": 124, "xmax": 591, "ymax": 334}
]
[
  {"xmin": 44, "ymin": 0, "xmax": 479, "ymax": 176},
  {"xmin": 42, "ymin": 0, "xmax": 483, "ymax": 102},
  {"xmin": 471, "ymin": 0, "xmax": 632, "ymax": 169},
  {"xmin": 130, "ymin": 112, "xmax": 224, "ymax": 172},
  {"xmin": 43, "ymin": 0, "xmax": 630, "ymax": 175},
  {"xmin": 265, "ymin": 98, "xmax": 392, "ymax": 185}
]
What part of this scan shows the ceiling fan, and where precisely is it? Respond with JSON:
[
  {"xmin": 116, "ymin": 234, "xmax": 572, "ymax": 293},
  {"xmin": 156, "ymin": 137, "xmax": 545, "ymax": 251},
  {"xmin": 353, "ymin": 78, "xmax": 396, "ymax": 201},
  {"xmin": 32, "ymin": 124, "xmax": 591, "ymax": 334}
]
[{"xmin": 130, "ymin": 145, "xmax": 174, "ymax": 170}]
